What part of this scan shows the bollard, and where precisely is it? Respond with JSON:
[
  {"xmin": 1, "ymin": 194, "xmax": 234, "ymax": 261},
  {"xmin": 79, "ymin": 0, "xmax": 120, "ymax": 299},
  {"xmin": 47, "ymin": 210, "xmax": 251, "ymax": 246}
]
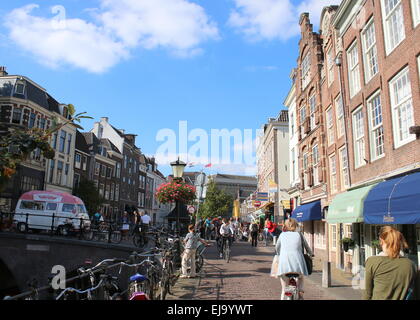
[
  {"xmin": 273, "ymin": 236, "xmax": 277, "ymax": 246},
  {"xmin": 322, "ymin": 261, "xmax": 332, "ymax": 288}
]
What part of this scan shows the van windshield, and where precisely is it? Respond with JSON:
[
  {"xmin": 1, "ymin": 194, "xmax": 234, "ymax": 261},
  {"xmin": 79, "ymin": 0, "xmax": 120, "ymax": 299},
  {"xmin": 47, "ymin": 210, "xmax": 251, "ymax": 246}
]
[
  {"xmin": 20, "ymin": 201, "xmax": 45, "ymax": 210},
  {"xmin": 77, "ymin": 204, "xmax": 87, "ymax": 214},
  {"xmin": 62, "ymin": 204, "xmax": 76, "ymax": 213}
]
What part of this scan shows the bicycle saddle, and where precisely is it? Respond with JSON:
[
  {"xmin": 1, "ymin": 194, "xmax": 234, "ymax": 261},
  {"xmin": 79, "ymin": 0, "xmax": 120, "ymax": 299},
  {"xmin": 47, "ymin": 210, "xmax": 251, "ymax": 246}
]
[
  {"xmin": 129, "ymin": 273, "xmax": 147, "ymax": 282},
  {"xmin": 285, "ymin": 273, "xmax": 300, "ymax": 278}
]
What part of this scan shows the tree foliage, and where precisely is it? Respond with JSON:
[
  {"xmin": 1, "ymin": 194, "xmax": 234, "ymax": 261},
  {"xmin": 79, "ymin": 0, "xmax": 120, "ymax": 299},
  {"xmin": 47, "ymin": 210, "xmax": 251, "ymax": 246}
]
[
  {"xmin": 0, "ymin": 105, "xmax": 92, "ymax": 191},
  {"xmin": 73, "ymin": 178, "xmax": 104, "ymax": 216},
  {"xmin": 198, "ymin": 180, "xmax": 233, "ymax": 219}
]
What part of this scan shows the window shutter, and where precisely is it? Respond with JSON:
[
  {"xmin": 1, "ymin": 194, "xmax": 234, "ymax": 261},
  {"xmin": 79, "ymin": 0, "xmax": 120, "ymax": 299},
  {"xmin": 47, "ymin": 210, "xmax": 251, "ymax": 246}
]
[
  {"xmin": 300, "ymin": 173, "xmax": 305, "ymax": 190},
  {"xmin": 308, "ymin": 167, "xmax": 314, "ymax": 187},
  {"xmin": 315, "ymin": 105, "xmax": 321, "ymax": 125},
  {"xmin": 304, "ymin": 118, "xmax": 310, "ymax": 134}
]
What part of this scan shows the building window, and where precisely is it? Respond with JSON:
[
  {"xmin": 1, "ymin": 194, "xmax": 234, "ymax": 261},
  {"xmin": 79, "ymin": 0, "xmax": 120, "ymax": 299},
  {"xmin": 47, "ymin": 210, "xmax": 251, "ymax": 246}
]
[
  {"xmin": 331, "ymin": 225, "xmax": 337, "ymax": 250},
  {"xmin": 67, "ymin": 133, "xmax": 72, "ymax": 155},
  {"xmin": 329, "ymin": 154, "xmax": 337, "ymax": 193},
  {"xmin": 389, "ymin": 67, "xmax": 415, "ymax": 148},
  {"xmin": 11, "ymin": 107, "xmax": 22, "ymax": 124},
  {"xmin": 335, "ymin": 94, "xmax": 345, "ymax": 139},
  {"xmin": 312, "ymin": 145, "xmax": 319, "ymax": 186},
  {"xmin": 105, "ymin": 184, "xmax": 110, "ymax": 200},
  {"xmin": 49, "ymin": 160, "xmax": 55, "ymax": 183},
  {"xmin": 368, "ymin": 92, "xmax": 385, "ymax": 160},
  {"xmin": 56, "ymin": 161, "xmax": 63, "ymax": 185},
  {"xmin": 52, "ymin": 132, "xmax": 58, "ymax": 149},
  {"xmin": 352, "ymin": 106, "xmax": 366, "ymax": 168},
  {"xmin": 412, "ymin": 0, "xmax": 420, "ymax": 27},
  {"xmin": 101, "ymin": 165, "xmax": 106, "ymax": 177},
  {"xmin": 63, "ymin": 163, "xmax": 69, "ymax": 186},
  {"xmin": 40, "ymin": 117, "xmax": 46, "ymax": 130},
  {"xmin": 95, "ymin": 163, "xmax": 100, "ymax": 176},
  {"xmin": 382, "ymin": 0, "xmax": 405, "ymax": 55},
  {"xmin": 339, "ymin": 146, "xmax": 350, "ymax": 189},
  {"xmin": 300, "ymin": 106, "xmax": 306, "ymax": 138},
  {"xmin": 115, "ymin": 184, "xmax": 119, "ymax": 201},
  {"xmin": 82, "ymin": 156, "xmax": 87, "ymax": 170},
  {"xmin": 309, "ymin": 94, "xmax": 316, "ymax": 131},
  {"xmin": 347, "ymin": 41, "xmax": 361, "ymax": 98},
  {"xmin": 15, "ymin": 82, "xmax": 25, "ymax": 95},
  {"xmin": 59, "ymin": 130, "xmax": 66, "ymax": 153},
  {"xmin": 99, "ymin": 183, "xmax": 104, "ymax": 197},
  {"xmin": 362, "ymin": 19, "xmax": 379, "ymax": 82},
  {"xmin": 116, "ymin": 163, "xmax": 121, "ymax": 178},
  {"xmin": 327, "ymin": 47, "xmax": 334, "ymax": 86},
  {"xmin": 28, "ymin": 112, "xmax": 36, "ymax": 128},
  {"xmin": 326, "ymin": 106, "xmax": 335, "ymax": 145},
  {"xmin": 301, "ymin": 52, "xmax": 311, "ymax": 89},
  {"xmin": 110, "ymin": 183, "xmax": 114, "ymax": 201},
  {"xmin": 106, "ymin": 167, "xmax": 112, "ymax": 178},
  {"xmin": 75, "ymin": 154, "xmax": 81, "ymax": 169},
  {"xmin": 303, "ymin": 152, "xmax": 309, "ymax": 190}
]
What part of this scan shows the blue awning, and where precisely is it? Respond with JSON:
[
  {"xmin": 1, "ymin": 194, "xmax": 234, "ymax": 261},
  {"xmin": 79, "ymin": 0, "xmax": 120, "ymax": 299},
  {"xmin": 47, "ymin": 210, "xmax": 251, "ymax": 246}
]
[
  {"xmin": 364, "ymin": 172, "xmax": 420, "ymax": 224},
  {"xmin": 291, "ymin": 200, "xmax": 322, "ymax": 222}
]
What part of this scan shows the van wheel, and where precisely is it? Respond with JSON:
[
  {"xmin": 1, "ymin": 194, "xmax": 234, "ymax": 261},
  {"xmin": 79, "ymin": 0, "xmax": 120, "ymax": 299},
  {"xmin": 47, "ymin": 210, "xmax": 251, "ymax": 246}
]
[
  {"xmin": 17, "ymin": 223, "xmax": 28, "ymax": 233},
  {"xmin": 57, "ymin": 225, "xmax": 70, "ymax": 236}
]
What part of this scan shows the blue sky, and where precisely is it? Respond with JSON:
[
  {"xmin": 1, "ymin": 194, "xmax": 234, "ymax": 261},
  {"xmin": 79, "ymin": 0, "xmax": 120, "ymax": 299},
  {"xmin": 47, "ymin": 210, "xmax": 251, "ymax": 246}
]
[{"xmin": 0, "ymin": 0, "xmax": 340, "ymax": 176}]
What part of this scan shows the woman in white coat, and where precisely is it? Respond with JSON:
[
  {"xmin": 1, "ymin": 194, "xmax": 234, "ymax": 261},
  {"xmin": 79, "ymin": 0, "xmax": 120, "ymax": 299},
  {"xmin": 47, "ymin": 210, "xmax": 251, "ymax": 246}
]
[{"xmin": 274, "ymin": 218, "xmax": 313, "ymax": 299}]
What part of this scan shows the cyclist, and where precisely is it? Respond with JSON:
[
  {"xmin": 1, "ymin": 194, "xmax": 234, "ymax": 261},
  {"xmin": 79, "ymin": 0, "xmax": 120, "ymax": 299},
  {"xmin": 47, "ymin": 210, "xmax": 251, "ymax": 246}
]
[{"xmin": 219, "ymin": 218, "xmax": 234, "ymax": 258}]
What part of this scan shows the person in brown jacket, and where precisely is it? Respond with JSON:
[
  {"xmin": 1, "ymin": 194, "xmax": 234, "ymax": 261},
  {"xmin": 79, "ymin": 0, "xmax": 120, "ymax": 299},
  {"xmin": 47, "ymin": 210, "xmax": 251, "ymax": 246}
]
[{"xmin": 363, "ymin": 226, "xmax": 417, "ymax": 300}]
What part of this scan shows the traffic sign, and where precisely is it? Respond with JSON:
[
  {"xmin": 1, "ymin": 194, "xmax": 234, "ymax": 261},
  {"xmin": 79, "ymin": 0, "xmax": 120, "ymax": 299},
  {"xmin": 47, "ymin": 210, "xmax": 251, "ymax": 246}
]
[
  {"xmin": 254, "ymin": 201, "xmax": 261, "ymax": 208},
  {"xmin": 187, "ymin": 206, "xmax": 196, "ymax": 214}
]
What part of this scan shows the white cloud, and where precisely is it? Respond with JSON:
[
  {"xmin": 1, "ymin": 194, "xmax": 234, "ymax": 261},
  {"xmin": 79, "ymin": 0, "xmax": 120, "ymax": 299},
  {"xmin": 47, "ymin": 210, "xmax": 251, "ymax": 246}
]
[
  {"xmin": 98, "ymin": 0, "xmax": 219, "ymax": 57},
  {"xmin": 228, "ymin": 0, "xmax": 341, "ymax": 41},
  {"xmin": 4, "ymin": 4, "xmax": 128, "ymax": 73},
  {"xmin": 4, "ymin": 1, "xmax": 219, "ymax": 73}
]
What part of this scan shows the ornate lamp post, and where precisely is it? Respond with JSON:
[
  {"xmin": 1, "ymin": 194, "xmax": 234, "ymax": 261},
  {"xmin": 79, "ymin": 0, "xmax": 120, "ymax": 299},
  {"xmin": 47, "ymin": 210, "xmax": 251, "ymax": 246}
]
[{"xmin": 170, "ymin": 157, "xmax": 186, "ymax": 268}]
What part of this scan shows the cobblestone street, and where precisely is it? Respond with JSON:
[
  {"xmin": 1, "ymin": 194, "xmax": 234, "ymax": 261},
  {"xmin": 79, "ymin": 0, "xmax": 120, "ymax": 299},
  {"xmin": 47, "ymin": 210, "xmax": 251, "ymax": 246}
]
[{"xmin": 168, "ymin": 239, "xmax": 357, "ymax": 300}]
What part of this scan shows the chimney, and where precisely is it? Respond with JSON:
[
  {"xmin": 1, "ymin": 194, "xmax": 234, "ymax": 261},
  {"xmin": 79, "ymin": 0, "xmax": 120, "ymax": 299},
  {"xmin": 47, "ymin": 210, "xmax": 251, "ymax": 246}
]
[
  {"xmin": 100, "ymin": 117, "xmax": 109, "ymax": 123},
  {"xmin": 0, "ymin": 66, "xmax": 8, "ymax": 77}
]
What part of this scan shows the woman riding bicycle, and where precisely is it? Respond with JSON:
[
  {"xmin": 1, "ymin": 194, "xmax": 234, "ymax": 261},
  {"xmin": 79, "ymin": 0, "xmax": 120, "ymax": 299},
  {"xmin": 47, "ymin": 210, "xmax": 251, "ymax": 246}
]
[
  {"xmin": 219, "ymin": 218, "xmax": 234, "ymax": 258},
  {"xmin": 274, "ymin": 218, "xmax": 313, "ymax": 300}
]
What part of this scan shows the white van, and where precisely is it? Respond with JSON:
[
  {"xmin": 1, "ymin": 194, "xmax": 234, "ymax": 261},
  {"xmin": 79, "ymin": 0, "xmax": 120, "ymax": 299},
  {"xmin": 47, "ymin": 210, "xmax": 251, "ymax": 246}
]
[{"xmin": 14, "ymin": 190, "xmax": 91, "ymax": 235}]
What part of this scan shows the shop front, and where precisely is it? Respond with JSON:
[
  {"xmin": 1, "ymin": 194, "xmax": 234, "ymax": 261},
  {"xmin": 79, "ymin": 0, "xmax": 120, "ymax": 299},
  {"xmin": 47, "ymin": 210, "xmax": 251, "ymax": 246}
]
[
  {"xmin": 291, "ymin": 200, "xmax": 323, "ymax": 255},
  {"xmin": 327, "ymin": 184, "xmax": 378, "ymax": 274},
  {"xmin": 363, "ymin": 172, "xmax": 420, "ymax": 269}
]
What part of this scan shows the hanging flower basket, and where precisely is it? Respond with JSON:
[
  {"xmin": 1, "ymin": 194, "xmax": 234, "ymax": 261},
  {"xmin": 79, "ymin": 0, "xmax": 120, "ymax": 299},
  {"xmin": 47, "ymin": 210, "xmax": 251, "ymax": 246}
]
[{"xmin": 155, "ymin": 181, "xmax": 196, "ymax": 204}]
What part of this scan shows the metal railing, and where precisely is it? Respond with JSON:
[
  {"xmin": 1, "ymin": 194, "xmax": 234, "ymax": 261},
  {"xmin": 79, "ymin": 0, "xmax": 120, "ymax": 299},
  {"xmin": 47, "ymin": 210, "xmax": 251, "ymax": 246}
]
[{"xmin": 0, "ymin": 211, "xmax": 125, "ymax": 243}]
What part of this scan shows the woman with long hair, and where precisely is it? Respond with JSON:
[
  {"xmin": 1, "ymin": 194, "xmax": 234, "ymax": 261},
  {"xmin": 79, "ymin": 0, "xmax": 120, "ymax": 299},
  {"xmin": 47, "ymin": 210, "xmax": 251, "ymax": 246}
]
[
  {"xmin": 364, "ymin": 226, "xmax": 417, "ymax": 300},
  {"xmin": 274, "ymin": 218, "xmax": 312, "ymax": 300}
]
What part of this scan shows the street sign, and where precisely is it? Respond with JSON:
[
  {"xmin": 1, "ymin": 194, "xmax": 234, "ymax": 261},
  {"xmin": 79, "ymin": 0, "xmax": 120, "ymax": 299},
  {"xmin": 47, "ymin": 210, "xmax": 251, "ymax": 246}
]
[
  {"xmin": 257, "ymin": 192, "xmax": 269, "ymax": 201},
  {"xmin": 187, "ymin": 206, "xmax": 196, "ymax": 214},
  {"xmin": 254, "ymin": 201, "xmax": 261, "ymax": 208}
]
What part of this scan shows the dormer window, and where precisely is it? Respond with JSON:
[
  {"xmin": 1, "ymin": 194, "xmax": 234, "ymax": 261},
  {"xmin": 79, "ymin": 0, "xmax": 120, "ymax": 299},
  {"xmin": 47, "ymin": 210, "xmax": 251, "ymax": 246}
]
[
  {"xmin": 14, "ymin": 80, "xmax": 25, "ymax": 95},
  {"xmin": 62, "ymin": 106, "xmax": 69, "ymax": 119}
]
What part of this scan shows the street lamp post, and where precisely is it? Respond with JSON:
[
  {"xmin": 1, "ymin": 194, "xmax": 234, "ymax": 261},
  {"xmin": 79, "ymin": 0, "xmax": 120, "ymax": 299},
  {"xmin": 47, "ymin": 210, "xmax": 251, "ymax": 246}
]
[{"xmin": 170, "ymin": 157, "xmax": 186, "ymax": 269}]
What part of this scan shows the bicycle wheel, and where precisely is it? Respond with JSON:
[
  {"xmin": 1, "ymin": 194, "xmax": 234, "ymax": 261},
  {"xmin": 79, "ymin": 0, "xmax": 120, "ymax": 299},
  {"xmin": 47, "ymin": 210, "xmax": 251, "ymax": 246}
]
[
  {"xmin": 196, "ymin": 254, "xmax": 204, "ymax": 273},
  {"xmin": 224, "ymin": 241, "xmax": 230, "ymax": 263},
  {"xmin": 110, "ymin": 231, "xmax": 122, "ymax": 244}
]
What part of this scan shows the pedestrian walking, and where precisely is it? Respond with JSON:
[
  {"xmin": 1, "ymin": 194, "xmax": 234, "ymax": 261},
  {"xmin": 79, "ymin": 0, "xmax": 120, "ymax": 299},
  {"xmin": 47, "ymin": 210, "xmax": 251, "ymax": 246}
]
[
  {"xmin": 250, "ymin": 220, "xmax": 259, "ymax": 247},
  {"xmin": 274, "ymin": 218, "xmax": 313, "ymax": 300},
  {"xmin": 204, "ymin": 217, "xmax": 212, "ymax": 240},
  {"xmin": 180, "ymin": 224, "xmax": 209, "ymax": 279},
  {"xmin": 120, "ymin": 211, "xmax": 130, "ymax": 240},
  {"xmin": 363, "ymin": 226, "xmax": 417, "ymax": 300}
]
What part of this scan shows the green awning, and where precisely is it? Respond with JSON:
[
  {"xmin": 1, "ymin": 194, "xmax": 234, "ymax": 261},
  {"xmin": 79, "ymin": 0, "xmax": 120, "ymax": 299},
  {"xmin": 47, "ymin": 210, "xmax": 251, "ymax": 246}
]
[{"xmin": 326, "ymin": 184, "xmax": 378, "ymax": 224}]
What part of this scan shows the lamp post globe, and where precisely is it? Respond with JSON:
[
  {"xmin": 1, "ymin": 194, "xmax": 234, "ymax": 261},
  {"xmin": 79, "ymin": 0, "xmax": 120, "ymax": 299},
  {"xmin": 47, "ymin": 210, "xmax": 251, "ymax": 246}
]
[{"xmin": 170, "ymin": 158, "xmax": 186, "ymax": 179}]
